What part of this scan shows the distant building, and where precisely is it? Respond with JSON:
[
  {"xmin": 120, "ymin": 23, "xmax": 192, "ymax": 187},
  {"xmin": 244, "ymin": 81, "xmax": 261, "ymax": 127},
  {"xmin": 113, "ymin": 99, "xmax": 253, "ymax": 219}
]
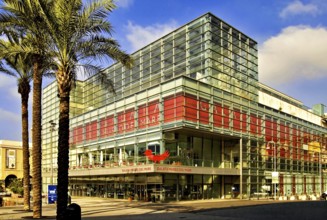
[
  {"xmin": 0, "ymin": 140, "xmax": 24, "ymax": 188},
  {"xmin": 42, "ymin": 13, "xmax": 327, "ymax": 201}
]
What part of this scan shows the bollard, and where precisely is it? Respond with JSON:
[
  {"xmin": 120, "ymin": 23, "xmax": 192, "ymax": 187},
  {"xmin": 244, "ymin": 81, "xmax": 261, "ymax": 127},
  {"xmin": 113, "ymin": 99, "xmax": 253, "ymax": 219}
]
[{"xmin": 66, "ymin": 203, "xmax": 81, "ymax": 220}]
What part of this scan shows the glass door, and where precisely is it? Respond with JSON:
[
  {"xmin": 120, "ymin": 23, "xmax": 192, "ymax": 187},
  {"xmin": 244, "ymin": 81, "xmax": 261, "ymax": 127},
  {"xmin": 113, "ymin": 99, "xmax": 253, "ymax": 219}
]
[{"xmin": 135, "ymin": 184, "xmax": 146, "ymax": 201}]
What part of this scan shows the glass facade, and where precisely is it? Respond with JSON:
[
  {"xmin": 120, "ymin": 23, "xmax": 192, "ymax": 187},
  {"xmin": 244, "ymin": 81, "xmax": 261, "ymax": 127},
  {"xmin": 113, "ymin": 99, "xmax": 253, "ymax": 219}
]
[{"xmin": 42, "ymin": 13, "xmax": 327, "ymax": 201}]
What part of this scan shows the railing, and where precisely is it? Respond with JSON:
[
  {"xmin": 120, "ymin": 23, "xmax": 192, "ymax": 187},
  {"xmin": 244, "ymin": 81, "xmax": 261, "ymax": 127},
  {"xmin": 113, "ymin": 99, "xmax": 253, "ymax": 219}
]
[{"xmin": 69, "ymin": 156, "xmax": 239, "ymax": 170}]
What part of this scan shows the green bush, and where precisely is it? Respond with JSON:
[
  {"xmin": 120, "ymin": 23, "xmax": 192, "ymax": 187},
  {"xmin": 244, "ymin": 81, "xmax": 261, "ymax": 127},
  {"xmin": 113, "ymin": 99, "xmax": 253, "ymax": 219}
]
[{"xmin": 8, "ymin": 178, "xmax": 24, "ymax": 196}]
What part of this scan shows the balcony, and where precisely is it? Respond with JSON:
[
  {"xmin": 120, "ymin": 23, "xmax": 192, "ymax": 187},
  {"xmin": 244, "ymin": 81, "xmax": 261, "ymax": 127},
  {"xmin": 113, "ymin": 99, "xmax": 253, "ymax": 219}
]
[{"xmin": 69, "ymin": 156, "xmax": 240, "ymax": 176}]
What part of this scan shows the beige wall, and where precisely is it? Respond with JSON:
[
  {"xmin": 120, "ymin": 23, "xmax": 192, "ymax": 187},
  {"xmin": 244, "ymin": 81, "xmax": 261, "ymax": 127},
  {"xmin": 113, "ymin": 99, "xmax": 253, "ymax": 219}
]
[{"xmin": 0, "ymin": 140, "xmax": 25, "ymax": 185}]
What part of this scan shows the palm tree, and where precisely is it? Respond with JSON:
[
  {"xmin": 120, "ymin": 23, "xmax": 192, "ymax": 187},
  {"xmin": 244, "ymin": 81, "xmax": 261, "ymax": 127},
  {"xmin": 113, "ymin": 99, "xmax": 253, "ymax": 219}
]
[
  {"xmin": 0, "ymin": 37, "xmax": 32, "ymax": 211},
  {"xmin": 42, "ymin": 0, "xmax": 133, "ymax": 218},
  {"xmin": 0, "ymin": 0, "xmax": 55, "ymax": 218}
]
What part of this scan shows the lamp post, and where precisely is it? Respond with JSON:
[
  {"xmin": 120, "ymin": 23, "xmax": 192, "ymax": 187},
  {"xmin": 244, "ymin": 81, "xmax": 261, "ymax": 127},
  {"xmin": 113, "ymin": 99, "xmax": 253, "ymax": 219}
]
[{"xmin": 49, "ymin": 120, "xmax": 56, "ymax": 185}]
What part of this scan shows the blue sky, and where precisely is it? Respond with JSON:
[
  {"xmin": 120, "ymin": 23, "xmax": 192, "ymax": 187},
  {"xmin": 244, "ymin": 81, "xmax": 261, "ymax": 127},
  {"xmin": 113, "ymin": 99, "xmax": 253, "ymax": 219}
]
[{"xmin": 1, "ymin": 0, "xmax": 327, "ymax": 141}]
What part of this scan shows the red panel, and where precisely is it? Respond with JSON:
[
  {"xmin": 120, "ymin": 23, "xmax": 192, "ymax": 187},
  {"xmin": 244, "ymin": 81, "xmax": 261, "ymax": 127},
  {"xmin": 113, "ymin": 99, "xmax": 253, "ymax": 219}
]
[
  {"xmin": 163, "ymin": 94, "xmax": 185, "ymax": 123},
  {"xmin": 280, "ymin": 123, "xmax": 291, "ymax": 159},
  {"xmin": 285, "ymin": 125, "xmax": 290, "ymax": 143},
  {"xmin": 304, "ymin": 150, "xmax": 309, "ymax": 161},
  {"xmin": 233, "ymin": 109, "xmax": 241, "ymax": 131},
  {"xmin": 125, "ymin": 108, "xmax": 135, "ymax": 132},
  {"xmin": 85, "ymin": 121, "xmax": 97, "ymax": 141},
  {"xmin": 85, "ymin": 123, "xmax": 91, "ymax": 140},
  {"xmin": 175, "ymin": 95, "xmax": 184, "ymax": 121},
  {"xmin": 303, "ymin": 132, "xmax": 309, "ymax": 144},
  {"xmin": 76, "ymin": 126, "xmax": 83, "ymax": 144},
  {"xmin": 258, "ymin": 116, "xmax": 262, "ymax": 136},
  {"xmin": 292, "ymin": 128, "xmax": 299, "ymax": 160},
  {"xmin": 117, "ymin": 111, "xmax": 125, "ymax": 134},
  {"xmin": 285, "ymin": 147, "xmax": 290, "ymax": 159},
  {"xmin": 90, "ymin": 121, "xmax": 97, "ymax": 140},
  {"xmin": 199, "ymin": 100, "xmax": 209, "ymax": 124},
  {"xmin": 213, "ymin": 103, "xmax": 222, "ymax": 127},
  {"xmin": 138, "ymin": 104, "xmax": 147, "ymax": 129},
  {"xmin": 266, "ymin": 142, "xmax": 272, "ymax": 157},
  {"xmin": 100, "ymin": 116, "xmax": 114, "ymax": 138},
  {"xmin": 185, "ymin": 96, "xmax": 197, "ymax": 122},
  {"xmin": 297, "ymin": 147, "xmax": 302, "ymax": 160},
  {"xmin": 280, "ymin": 147, "xmax": 285, "ymax": 158},
  {"xmin": 292, "ymin": 147, "xmax": 297, "ymax": 160},
  {"xmin": 241, "ymin": 112, "xmax": 247, "ymax": 133},
  {"xmin": 100, "ymin": 118, "xmax": 106, "ymax": 138},
  {"xmin": 85, "ymin": 124, "xmax": 89, "ymax": 140},
  {"xmin": 223, "ymin": 105, "xmax": 229, "ymax": 129},
  {"xmin": 272, "ymin": 120, "xmax": 278, "ymax": 142},
  {"xmin": 164, "ymin": 96, "xmax": 176, "ymax": 123},
  {"xmin": 117, "ymin": 109, "xmax": 135, "ymax": 133},
  {"xmin": 148, "ymin": 101, "xmax": 159, "ymax": 127},
  {"xmin": 280, "ymin": 124, "xmax": 286, "ymax": 144},
  {"xmin": 265, "ymin": 119, "xmax": 272, "ymax": 142},
  {"xmin": 250, "ymin": 114, "xmax": 257, "ymax": 134},
  {"xmin": 106, "ymin": 116, "xmax": 114, "ymax": 136}
]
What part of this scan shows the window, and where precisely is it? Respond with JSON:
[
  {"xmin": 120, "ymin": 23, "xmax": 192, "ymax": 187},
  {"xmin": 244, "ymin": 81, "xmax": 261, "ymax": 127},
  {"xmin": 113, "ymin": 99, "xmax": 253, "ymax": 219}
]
[
  {"xmin": 6, "ymin": 149, "xmax": 16, "ymax": 169},
  {"xmin": 147, "ymin": 142, "xmax": 160, "ymax": 155}
]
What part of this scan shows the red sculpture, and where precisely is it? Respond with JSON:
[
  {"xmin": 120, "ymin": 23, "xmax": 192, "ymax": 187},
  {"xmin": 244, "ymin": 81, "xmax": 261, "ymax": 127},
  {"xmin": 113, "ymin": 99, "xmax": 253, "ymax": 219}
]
[{"xmin": 144, "ymin": 149, "xmax": 170, "ymax": 163}]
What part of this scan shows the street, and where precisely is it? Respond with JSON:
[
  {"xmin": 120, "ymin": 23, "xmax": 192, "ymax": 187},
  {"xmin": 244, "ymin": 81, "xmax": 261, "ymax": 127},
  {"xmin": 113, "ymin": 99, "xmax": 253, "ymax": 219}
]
[{"xmin": 0, "ymin": 197, "xmax": 326, "ymax": 220}]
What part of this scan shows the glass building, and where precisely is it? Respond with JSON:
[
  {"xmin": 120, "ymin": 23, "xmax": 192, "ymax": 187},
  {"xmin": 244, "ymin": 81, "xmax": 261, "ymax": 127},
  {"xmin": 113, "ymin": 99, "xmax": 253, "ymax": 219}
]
[{"xmin": 42, "ymin": 13, "xmax": 327, "ymax": 201}]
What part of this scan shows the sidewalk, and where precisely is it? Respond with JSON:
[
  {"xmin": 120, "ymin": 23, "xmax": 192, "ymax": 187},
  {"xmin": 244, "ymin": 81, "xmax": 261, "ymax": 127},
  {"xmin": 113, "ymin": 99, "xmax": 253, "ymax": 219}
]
[{"xmin": 0, "ymin": 197, "xmax": 321, "ymax": 220}]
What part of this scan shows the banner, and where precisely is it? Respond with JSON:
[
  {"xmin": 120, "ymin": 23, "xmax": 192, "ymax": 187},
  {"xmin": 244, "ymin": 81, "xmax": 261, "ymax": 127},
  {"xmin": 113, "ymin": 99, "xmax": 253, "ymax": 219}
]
[{"xmin": 48, "ymin": 185, "xmax": 57, "ymax": 204}]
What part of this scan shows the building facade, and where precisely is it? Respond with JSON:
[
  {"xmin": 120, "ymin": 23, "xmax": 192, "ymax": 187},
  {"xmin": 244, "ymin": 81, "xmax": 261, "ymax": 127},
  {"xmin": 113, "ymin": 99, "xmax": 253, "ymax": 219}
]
[
  {"xmin": 42, "ymin": 13, "xmax": 327, "ymax": 201},
  {"xmin": 0, "ymin": 140, "xmax": 24, "ymax": 188}
]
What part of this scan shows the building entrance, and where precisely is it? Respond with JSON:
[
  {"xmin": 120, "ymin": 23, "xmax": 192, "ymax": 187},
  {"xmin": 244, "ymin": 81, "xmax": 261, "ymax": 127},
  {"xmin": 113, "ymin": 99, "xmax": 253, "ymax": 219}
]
[{"xmin": 135, "ymin": 184, "xmax": 147, "ymax": 201}]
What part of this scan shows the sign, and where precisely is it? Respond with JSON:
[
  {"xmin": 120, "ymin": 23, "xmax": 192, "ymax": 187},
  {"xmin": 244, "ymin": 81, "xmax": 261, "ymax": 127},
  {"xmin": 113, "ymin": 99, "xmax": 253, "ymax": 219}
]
[
  {"xmin": 156, "ymin": 166, "xmax": 193, "ymax": 173},
  {"xmin": 122, "ymin": 166, "xmax": 153, "ymax": 174},
  {"xmin": 272, "ymin": 172, "xmax": 279, "ymax": 184},
  {"xmin": 48, "ymin": 185, "xmax": 57, "ymax": 204}
]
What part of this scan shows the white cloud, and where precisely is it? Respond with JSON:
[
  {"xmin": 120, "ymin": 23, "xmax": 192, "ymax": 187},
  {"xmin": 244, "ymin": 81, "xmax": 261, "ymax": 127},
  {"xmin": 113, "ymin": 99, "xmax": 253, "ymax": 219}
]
[
  {"xmin": 125, "ymin": 20, "xmax": 179, "ymax": 52},
  {"xmin": 0, "ymin": 108, "xmax": 20, "ymax": 123},
  {"xmin": 0, "ymin": 74, "xmax": 15, "ymax": 88},
  {"xmin": 0, "ymin": 74, "xmax": 21, "ymax": 100},
  {"xmin": 0, "ymin": 108, "xmax": 22, "ymax": 141},
  {"xmin": 8, "ymin": 86, "xmax": 20, "ymax": 100},
  {"xmin": 259, "ymin": 25, "xmax": 327, "ymax": 86},
  {"xmin": 114, "ymin": 0, "xmax": 134, "ymax": 8},
  {"xmin": 279, "ymin": 0, "xmax": 320, "ymax": 18}
]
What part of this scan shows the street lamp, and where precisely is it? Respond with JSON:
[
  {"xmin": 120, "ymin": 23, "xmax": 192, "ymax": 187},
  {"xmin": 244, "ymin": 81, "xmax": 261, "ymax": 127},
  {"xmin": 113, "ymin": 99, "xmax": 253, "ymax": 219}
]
[{"xmin": 49, "ymin": 120, "xmax": 56, "ymax": 185}]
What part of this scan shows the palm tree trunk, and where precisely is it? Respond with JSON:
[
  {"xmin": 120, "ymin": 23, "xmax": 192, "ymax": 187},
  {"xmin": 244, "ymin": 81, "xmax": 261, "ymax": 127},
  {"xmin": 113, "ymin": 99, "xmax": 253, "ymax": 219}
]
[
  {"xmin": 20, "ymin": 81, "xmax": 31, "ymax": 211},
  {"xmin": 32, "ymin": 61, "xmax": 43, "ymax": 218},
  {"xmin": 56, "ymin": 91, "xmax": 70, "ymax": 220}
]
